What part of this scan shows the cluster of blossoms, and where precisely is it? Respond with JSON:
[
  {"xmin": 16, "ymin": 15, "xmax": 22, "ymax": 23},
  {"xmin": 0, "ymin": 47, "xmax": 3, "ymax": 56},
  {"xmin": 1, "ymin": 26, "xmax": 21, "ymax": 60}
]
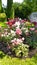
[
  {"xmin": 6, "ymin": 18, "xmax": 27, "ymax": 28},
  {"xmin": 11, "ymin": 38, "xmax": 24, "ymax": 46},
  {"xmin": 0, "ymin": 18, "xmax": 37, "ymax": 46},
  {"xmin": 0, "ymin": 18, "xmax": 37, "ymax": 57}
]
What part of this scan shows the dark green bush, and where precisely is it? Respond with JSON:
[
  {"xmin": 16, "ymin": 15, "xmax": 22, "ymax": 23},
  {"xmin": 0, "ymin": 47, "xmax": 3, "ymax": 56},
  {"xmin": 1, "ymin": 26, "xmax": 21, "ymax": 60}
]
[
  {"xmin": 26, "ymin": 31, "xmax": 37, "ymax": 48},
  {"xmin": 15, "ymin": 3, "xmax": 32, "ymax": 19}
]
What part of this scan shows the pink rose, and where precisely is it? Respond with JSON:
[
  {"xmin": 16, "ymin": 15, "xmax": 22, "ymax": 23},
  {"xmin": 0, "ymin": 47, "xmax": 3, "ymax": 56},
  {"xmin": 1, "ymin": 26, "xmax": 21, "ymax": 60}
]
[
  {"xmin": 21, "ymin": 20, "xmax": 25, "ymax": 23},
  {"xmin": 16, "ymin": 28, "xmax": 22, "ymax": 35},
  {"xmin": 11, "ymin": 38, "xmax": 23, "ymax": 45},
  {"xmin": 30, "ymin": 28, "xmax": 35, "ymax": 31}
]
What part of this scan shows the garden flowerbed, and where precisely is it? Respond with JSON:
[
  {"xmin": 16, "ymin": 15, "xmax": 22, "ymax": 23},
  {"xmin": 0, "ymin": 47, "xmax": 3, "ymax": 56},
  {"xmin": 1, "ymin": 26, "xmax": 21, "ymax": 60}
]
[
  {"xmin": 0, "ymin": 18, "xmax": 37, "ymax": 58},
  {"xmin": 0, "ymin": 42, "xmax": 37, "ymax": 59}
]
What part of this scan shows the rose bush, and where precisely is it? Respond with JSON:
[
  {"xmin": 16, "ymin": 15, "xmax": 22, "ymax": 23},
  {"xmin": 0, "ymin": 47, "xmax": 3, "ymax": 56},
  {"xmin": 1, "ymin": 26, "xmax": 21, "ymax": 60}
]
[{"xmin": 0, "ymin": 18, "xmax": 37, "ymax": 57}]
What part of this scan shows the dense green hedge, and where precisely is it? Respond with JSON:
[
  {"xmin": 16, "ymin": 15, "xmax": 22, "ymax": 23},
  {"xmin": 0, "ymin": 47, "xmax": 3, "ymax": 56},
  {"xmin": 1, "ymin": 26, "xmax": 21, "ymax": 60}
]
[{"xmin": 14, "ymin": 3, "xmax": 32, "ymax": 19}]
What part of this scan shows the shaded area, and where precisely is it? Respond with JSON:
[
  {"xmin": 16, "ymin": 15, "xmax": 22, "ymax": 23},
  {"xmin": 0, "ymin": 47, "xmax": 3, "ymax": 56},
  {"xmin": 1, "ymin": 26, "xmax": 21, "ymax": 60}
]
[
  {"xmin": 0, "ymin": 42, "xmax": 37, "ymax": 59},
  {"xmin": 0, "ymin": 43, "xmax": 12, "ymax": 56}
]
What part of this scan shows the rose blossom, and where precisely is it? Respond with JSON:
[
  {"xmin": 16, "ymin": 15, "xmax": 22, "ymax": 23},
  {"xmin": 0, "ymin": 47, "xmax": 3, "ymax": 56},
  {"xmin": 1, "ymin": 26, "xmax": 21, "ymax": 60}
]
[
  {"xmin": 21, "ymin": 20, "xmax": 25, "ymax": 23},
  {"xmin": 16, "ymin": 28, "xmax": 22, "ymax": 35},
  {"xmin": 11, "ymin": 38, "xmax": 23, "ymax": 45},
  {"xmin": 6, "ymin": 19, "xmax": 15, "ymax": 28},
  {"xmin": 30, "ymin": 28, "xmax": 35, "ymax": 31}
]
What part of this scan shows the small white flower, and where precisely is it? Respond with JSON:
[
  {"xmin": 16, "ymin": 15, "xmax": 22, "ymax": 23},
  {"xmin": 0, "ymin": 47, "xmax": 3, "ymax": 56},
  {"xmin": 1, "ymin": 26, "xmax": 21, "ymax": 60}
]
[
  {"xmin": 14, "ymin": 38, "xmax": 16, "ymax": 40},
  {"xmin": 11, "ymin": 30, "xmax": 15, "ymax": 35},
  {"xmin": 11, "ymin": 40, "xmax": 14, "ymax": 43},
  {"xmin": 11, "ymin": 30, "xmax": 14, "ymax": 34},
  {"xmin": 11, "ymin": 30, "xmax": 15, "ymax": 36},
  {"xmin": 19, "ymin": 18, "xmax": 22, "ymax": 21},
  {"xmin": 17, "ymin": 39, "xmax": 23, "ymax": 43},
  {"xmin": 15, "ymin": 21, "xmax": 20, "ymax": 27},
  {"xmin": 22, "ymin": 37, "xmax": 24, "ymax": 41},
  {"xmin": 25, "ymin": 29, "xmax": 29, "ymax": 33},
  {"xmin": 1, "ymin": 34, "xmax": 4, "ymax": 37}
]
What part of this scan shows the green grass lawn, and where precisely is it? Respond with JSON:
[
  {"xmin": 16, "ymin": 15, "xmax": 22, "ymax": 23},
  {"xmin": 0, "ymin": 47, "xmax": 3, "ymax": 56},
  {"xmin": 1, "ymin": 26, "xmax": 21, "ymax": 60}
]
[{"xmin": 0, "ymin": 51, "xmax": 37, "ymax": 65}]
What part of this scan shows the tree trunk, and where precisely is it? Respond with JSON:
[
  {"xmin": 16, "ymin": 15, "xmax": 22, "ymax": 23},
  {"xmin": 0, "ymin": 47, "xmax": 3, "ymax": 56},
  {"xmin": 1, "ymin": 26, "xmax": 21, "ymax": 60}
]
[
  {"xmin": 7, "ymin": 0, "xmax": 14, "ymax": 19},
  {"xmin": 0, "ymin": 0, "xmax": 2, "ymax": 13}
]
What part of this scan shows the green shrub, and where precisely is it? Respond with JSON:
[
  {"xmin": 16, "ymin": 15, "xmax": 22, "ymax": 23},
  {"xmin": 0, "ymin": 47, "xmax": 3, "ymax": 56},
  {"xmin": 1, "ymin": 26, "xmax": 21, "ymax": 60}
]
[
  {"xmin": 15, "ymin": 3, "xmax": 32, "ymax": 19},
  {"xmin": 26, "ymin": 31, "xmax": 37, "ymax": 48},
  {"xmin": 0, "ymin": 13, "xmax": 6, "ymax": 21},
  {"xmin": 0, "ymin": 36, "xmax": 12, "ymax": 44},
  {"xmin": 12, "ymin": 43, "xmax": 29, "ymax": 57}
]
